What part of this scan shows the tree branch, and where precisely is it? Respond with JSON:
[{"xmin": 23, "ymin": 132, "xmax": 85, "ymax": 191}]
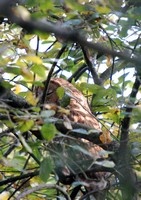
[
  {"xmin": 0, "ymin": 171, "xmax": 39, "ymax": 187},
  {"xmin": 41, "ymin": 44, "xmax": 67, "ymax": 105},
  {"xmin": 0, "ymin": 1, "xmax": 141, "ymax": 68},
  {"xmin": 16, "ymin": 183, "xmax": 71, "ymax": 200},
  {"xmin": 0, "ymin": 77, "xmax": 30, "ymax": 108},
  {"xmin": 81, "ymin": 46, "xmax": 102, "ymax": 85},
  {"xmin": 117, "ymin": 75, "xmax": 141, "ymax": 200},
  {"xmin": 68, "ymin": 64, "xmax": 88, "ymax": 82}
]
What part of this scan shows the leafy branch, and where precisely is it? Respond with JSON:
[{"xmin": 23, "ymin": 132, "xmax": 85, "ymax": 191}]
[{"xmin": 0, "ymin": 0, "xmax": 141, "ymax": 68}]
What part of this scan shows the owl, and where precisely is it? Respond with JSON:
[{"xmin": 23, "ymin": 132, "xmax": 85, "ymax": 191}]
[
  {"xmin": 36, "ymin": 78, "xmax": 108, "ymax": 199},
  {"xmin": 38, "ymin": 77, "xmax": 101, "ymax": 130}
]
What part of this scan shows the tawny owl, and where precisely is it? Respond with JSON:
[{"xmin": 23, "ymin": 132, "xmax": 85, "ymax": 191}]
[
  {"xmin": 36, "ymin": 78, "xmax": 108, "ymax": 199},
  {"xmin": 40, "ymin": 77, "xmax": 101, "ymax": 130}
]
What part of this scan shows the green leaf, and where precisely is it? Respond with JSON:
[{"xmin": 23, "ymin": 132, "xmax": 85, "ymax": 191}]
[
  {"xmin": 29, "ymin": 141, "xmax": 42, "ymax": 160},
  {"xmin": 60, "ymin": 94, "xmax": 70, "ymax": 108},
  {"xmin": 73, "ymin": 82, "xmax": 117, "ymax": 113},
  {"xmin": 8, "ymin": 156, "xmax": 27, "ymax": 171},
  {"xmin": 18, "ymin": 120, "xmax": 34, "ymax": 133},
  {"xmin": 41, "ymin": 123, "xmax": 58, "ymax": 141},
  {"xmin": 73, "ymin": 145, "xmax": 93, "ymax": 157},
  {"xmin": 66, "ymin": 0, "xmax": 85, "ymax": 12},
  {"xmin": 95, "ymin": 160, "xmax": 115, "ymax": 168},
  {"xmin": 39, "ymin": 0, "xmax": 54, "ymax": 11},
  {"xmin": 56, "ymin": 86, "xmax": 71, "ymax": 107},
  {"xmin": 41, "ymin": 110, "xmax": 56, "ymax": 118},
  {"xmin": 131, "ymin": 106, "xmax": 141, "ymax": 123},
  {"xmin": 6, "ymin": 66, "xmax": 21, "ymax": 75},
  {"xmin": 0, "ymin": 80, "xmax": 13, "ymax": 89},
  {"xmin": 96, "ymin": 6, "xmax": 111, "ymax": 14},
  {"xmin": 31, "ymin": 64, "xmax": 46, "ymax": 78},
  {"xmin": 56, "ymin": 86, "xmax": 65, "ymax": 100},
  {"xmin": 39, "ymin": 157, "xmax": 53, "ymax": 182},
  {"xmin": 119, "ymin": 17, "xmax": 135, "ymax": 37}
]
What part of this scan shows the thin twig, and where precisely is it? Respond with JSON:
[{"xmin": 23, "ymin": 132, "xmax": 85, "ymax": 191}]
[
  {"xmin": 0, "ymin": 171, "xmax": 39, "ymax": 187},
  {"xmin": 68, "ymin": 64, "xmax": 88, "ymax": 82},
  {"xmin": 81, "ymin": 45, "xmax": 102, "ymax": 85},
  {"xmin": 41, "ymin": 44, "xmax": 67, "ymax": 104}
]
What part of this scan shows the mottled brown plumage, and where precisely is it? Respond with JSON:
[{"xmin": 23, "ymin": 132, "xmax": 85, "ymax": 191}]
[
  {"xmin": 36, "ymin": 78, "xmax": 108, "ymax": 199},
  {"xmin": 46, "ymin": 78, "xmax": 101, "ymax": 130}
]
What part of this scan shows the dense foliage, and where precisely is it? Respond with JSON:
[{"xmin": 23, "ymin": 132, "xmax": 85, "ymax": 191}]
[{"xmin": 0, "ymin": 0, "xmax": 141, "ymax": 199}]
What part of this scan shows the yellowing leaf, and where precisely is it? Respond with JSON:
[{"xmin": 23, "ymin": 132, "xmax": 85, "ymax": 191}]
[
  {"xmin": 16, "ymin": 59, "xmax": 26, "ymax": 67},
  {"xmin": 31, "ymin": 64, "xmax": 46, "ymax": 78},
  {"xmin": 13, "ymin": 84, "xmax": 22, "ymax": 94},
  {"xmin": 58, "ymin": 107, "xmax": 70, "ymax": 115},
  {"xmin": 104, "ymin": 108, "xmax": 120, "ymax": 123},
  {"xmin": 22, "ymin": 55, "xmax": 43, "ymax": 65},
  {"xmin": 56, "ymin": 86, "xmax": 65, "ymax": 100},
  {"xmin": 96, "ymin": 6, "xmax": 111, "ymax": 14},
  {"xmin": 18, "ymin": 120, "xmax": 34, "ymax": 133},
  {"xmin": 0, "ymin": 192, "xmax": 10, "ymax": 200},
  {"xmin": 0, "ymin": 173, "xmax": 3, "ymax": 180},
  {"xmin": 26, "ymin": 91, "xmax": 38, "ymax": 106},
  {"xmin": 21, "ymin": 67, "xmax": 33, "ymax": 80},
  {"xmin": 106, "ymin": 55, "xmax": 112, "ymax": 67}
]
